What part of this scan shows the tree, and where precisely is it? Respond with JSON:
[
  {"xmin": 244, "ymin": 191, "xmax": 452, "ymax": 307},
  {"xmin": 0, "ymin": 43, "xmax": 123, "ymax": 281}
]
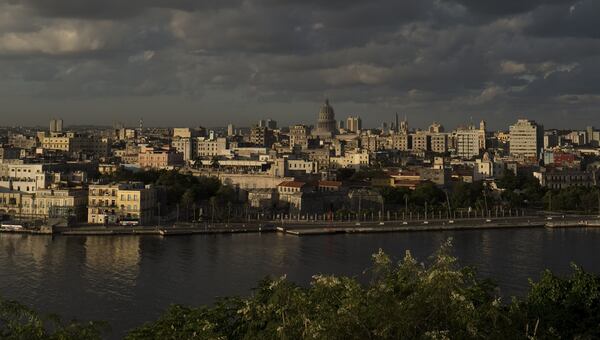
[
  {"xmin": 0, "ymin": 296, "xmax": 106, "ymax": 339},
  {"xmin": 412, "ymin": 182, "xmax": 445, "ymax": 208}
]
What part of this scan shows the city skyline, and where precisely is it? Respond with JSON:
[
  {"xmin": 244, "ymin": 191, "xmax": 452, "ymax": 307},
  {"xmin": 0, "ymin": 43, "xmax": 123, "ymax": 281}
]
[{"xmin": 0, "ymin": 1, "xmax": 599, "ymax": 129}]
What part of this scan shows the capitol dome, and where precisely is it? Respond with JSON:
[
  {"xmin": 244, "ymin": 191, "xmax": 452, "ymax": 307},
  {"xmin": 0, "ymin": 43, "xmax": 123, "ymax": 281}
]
[{"xmin": 315, "ymin": 98, "xmax": 336, "ymax": 136}]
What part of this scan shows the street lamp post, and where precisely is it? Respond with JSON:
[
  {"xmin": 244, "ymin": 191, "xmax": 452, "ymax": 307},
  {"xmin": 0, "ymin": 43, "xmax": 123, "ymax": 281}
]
[
  {"xmin": 157, "ymin": 202, "xmax": 161, "ymax": 227},
  {"xmin": 445, "ymin": 190, "xmax": 452, "ymax": 219}
]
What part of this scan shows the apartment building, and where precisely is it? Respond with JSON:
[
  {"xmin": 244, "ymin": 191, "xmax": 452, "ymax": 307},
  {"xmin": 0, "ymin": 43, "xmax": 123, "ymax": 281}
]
[
  {"xmin": 197, "ymin": 138, "xmax": 229, "ymax": 157},
  {"xmin": 509, "ymin": 119, "xmax": 544, "ymax": 158},
  {"xmin": 454, "ymin": 128, "xmax": 481, "ymax": 159},
  {"xmin": 138, "ymin": 148, "xmax": 184, "ymax": 169},
  {"xmin": 88, "ymin": 182, "xmax": 157, "ymax": 225}
]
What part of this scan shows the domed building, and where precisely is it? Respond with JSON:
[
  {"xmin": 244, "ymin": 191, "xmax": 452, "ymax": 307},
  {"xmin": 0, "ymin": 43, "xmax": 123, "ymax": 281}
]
[{"xmin": 314, "ymin": 99, "xmax": 337, "ymax": 137}]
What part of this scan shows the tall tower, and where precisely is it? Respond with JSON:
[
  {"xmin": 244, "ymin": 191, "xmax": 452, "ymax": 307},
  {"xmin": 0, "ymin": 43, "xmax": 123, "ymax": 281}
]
[
  {"xmin": 315, "ymin": 98, "xmax": 336, "ymax": 136},
  {"xmin": 138, "ymin": 117, "xmax": 144, "ymax": 138},
  {"xmin": 479, "ymin": 120, "xmax": 487, "ymax": 150},
  {"xmin": 400, "ymin": 115, "xmax": 408, "ymax": 134},
  {"xmin": 50, "ymin": 118, "xmax": 63, "ymax": 133}
]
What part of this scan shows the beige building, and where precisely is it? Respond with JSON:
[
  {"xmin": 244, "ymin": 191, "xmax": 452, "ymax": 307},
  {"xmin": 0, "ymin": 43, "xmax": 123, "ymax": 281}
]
[
  {"xmin": 171, "ymin": 137, "xmax": 196, "ymax": 162},
  {"xmin": 387, "ymin": 133, "xmax": 411, "ymax": 151},
  {"xmin": 277, "ymin": 181, "xmax": 310, "ymax": 213},
  {"xmin": 197, "ymin": 138, "xmax": 229, "ymax": 158},
  {"xmin": 0, "ymin": 187, "xmax": 87, "ymax": 221},
  {"xmin": 411, "ymin": 131, "xmax": 430, "ymax": 152},
  {"xmin": 88, "ymin": 183, "xmax": 157, "ymax": 225},
  {"xmin": 138, "ymin": 148, "xmax": 184, "ymax": 169},
  {"xmin": 454, "ymin": 127, "xmax": 481, "ymax": 159},
  {"xmin": 430, "ymin": 133, "xmax": 448, "ymax": 153},
  {"xmin": 330, "ymin": 150, "xmax": 370, "ymax": 170},
  {"xmin": 0, "ymin": 163, "xmax": 53, "ymax": 193},
  {"xmin": 346, "ymin": 116, "xmax": 362, "ymax": 133},
  {"xmin": 509, "ymin": 119, "xmax": 544, "ymax": 158},
  {"xmin": 0, "ymin": 188, "xmax": 27, "ymax": 216},
  {"xmin": 289, "ymin": 125, "xmax": 311, "ymax": 149},
  {"xmin": 22, "ymin": 189, "xmax": 87, "ymax": 221},
  {"xmin": 42, "ymin": 133, "xmax": 109, "ymax": 156},
  {"xmin": 250, "ymin": 126, "xmax": 274, "ymax": 147}
]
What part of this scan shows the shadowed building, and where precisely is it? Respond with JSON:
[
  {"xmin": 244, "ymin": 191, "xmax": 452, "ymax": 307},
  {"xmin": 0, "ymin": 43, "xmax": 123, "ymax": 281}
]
[{"xmin": 314, "ymin": 99, "xmax": 337, "ymax": 137}]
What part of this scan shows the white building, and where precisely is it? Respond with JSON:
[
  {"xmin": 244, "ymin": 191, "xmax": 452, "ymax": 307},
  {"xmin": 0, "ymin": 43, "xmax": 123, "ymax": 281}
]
[
  {"xmin": 454, "ymin": 128, "xmax": 480, "ymax": 159},
  {"xmin": 330, "ymin": 150, "xmax": 370, "ymax": 170},
  {"xmin": 509, "ymin": 119, "xmax": 544, "ymax": 158}
]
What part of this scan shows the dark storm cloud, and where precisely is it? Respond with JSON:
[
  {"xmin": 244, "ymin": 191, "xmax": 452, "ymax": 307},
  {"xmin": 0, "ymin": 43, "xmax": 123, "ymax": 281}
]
[
  {"xmin": 15, "ymin": 0, "xmax": 241, "ymax": 19},
  {"xmin": 0, "ymin": 0, "xmax": 599, "ymax": 128},
  {"xmin": 525, "ymin": 0, "xmax": 600, "ymax": 39},
  {"xmin": 446, "ymin": 0, "xmax": 574, "ymax": 16}
]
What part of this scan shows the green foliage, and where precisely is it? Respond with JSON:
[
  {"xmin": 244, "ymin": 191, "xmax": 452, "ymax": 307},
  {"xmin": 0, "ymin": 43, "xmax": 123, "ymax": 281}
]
[
  {"xmin": 497, "ymin": 172, "xmax": 545, "ymax": 208},
  {"xmin": 378, "ymin": 186, "xmax": 411, "ymax": 205},
  {"xmin": 379, "ymin": 182, "xmax": 445, "ymax": 209},
  {"xmin": 544, "ymin": 187, "xmax": 600, "ymax": 212},
  {"xmin": 336, "ymin": 168, "xmax": 356, "ymax": 181},
  {"xmin": 512, "ymin": 265, "xmax": 600, "ymax": 339},
  {"xmin": 350, "ymin": 169, "xmax": 386, "ymax": 182},
  {"xmin": 0, "ymin": 297, "xmax": 106, "ymax": 339},
  {"xmin": 411, "ymin": 182, "xmax": 446, "ymax": 207},
  {"xmin": 104, "ymin": 169, "xmax": 225, "ymax": 206}
]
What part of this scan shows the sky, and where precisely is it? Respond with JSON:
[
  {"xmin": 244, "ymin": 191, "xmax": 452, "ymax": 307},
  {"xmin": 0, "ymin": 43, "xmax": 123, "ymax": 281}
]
[{"xmin": 0, "ymin": 0, "xmax": 599, "ymax": 130}]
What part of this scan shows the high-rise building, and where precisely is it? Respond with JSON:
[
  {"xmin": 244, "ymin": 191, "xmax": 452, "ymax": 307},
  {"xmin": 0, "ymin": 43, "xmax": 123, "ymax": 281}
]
[
  {"xmin": 478, "ymin": 120, "xmax": 487, "ymax": 150},
  {"xmin": 315, "ymin": 99, "xmax": 336, "ymax": 137},
  {"xmin": 509, "ymin": 119, "xmax": 544, "ymax": 158},
  {"xmin": 346, "ymin": 116, "xmax": 362, "ymax": 133},
  {"xmin": 171, "ymin": 137, "xmax": 196, "ymax": 162},
  {"xmin": 227, "ymin": 123, "xmax": 235, "ymax": 137},
  {"xmin": 399, "ymin": 116, "xmax": 409, "ymax": 134},
  {"xmin": 265, "ymin": 119, "xmax": 277, "ymax": 130},
  {"xmin": 586, "ymin": 126, "xmax": 600, "ymax": 146},
  {"xmin": 250, "ymin": 126, "xmax": 275, "ymax": 147},
  {"xmin": 411, "ymin": 131, "xmax": 430, "ymax": 151},
  {"xmin": 544, "ymin": 131, "xmax": 559, "ymax": 149},
  {"xmin": 430, "ymin": 133, "xmax": 448, "ymax": 153},
  {"xmin": 290, "ymin": 124, "xmax": 311, "ymax": 149},
  {"xmin": 454, "ymin": 127, "xmax": 480, "ymax": 159},
  {"xmin": 50, "ymin": 118, "xmax": 63, "ymax": 133}
]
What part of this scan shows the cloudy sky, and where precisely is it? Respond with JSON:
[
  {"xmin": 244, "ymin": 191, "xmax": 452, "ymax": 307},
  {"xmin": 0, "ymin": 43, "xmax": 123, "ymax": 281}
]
[{"xmin": 0, "ymin": 0, "xmax": 599, "ymax": 130}]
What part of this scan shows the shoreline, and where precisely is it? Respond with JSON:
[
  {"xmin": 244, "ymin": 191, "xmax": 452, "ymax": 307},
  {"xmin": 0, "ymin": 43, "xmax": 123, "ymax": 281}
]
[{"xmin": 2, "ymin": 215, "xmax": 599, "ymax": 237}]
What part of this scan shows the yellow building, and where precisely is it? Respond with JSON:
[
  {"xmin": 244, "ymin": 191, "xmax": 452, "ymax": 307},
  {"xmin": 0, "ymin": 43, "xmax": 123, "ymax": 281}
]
[
  {"xmin": 21, "ymin": 189, "xmax": 87, "ymax": 221},
  {"xmin": 0, "ymin": 188, "xmax": 86, "ymax": 221},
  {"xmin": 42, "ymin": 132, "xmax": 109, "ymax": 156},
  {"xmin": 0, "ymin": 188, "xmax": 27, "ymax": 216},
  {"xmin": 88, "ymin": 183, "xmax": 157, "ymax": 225}
]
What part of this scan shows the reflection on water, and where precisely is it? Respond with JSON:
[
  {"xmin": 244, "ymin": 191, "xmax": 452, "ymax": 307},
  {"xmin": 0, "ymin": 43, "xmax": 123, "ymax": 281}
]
[
  {"xmin": 2, "ymin": 228, "xmax": 600, "ymax": 339},
  {"xmin": 84, "ymin": 237, "xmax": 141, "ymax": 298}
]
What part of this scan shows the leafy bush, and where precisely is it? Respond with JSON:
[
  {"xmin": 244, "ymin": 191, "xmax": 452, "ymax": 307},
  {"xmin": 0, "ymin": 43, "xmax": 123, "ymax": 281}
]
[{"xmin": 0, "ymin": 297, "xmax": 106, "ymax": 339}]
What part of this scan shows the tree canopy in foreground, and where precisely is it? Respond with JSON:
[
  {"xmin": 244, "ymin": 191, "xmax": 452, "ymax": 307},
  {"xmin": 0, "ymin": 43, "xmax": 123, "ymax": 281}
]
[{"xmin": 3, "ymin": 240, "xmax": 600, "ymax": 339}]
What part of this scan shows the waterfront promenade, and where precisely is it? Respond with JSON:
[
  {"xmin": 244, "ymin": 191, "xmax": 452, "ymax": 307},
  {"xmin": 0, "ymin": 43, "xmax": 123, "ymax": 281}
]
[{"xmin": 2, "ymin": 214, "xmax": 599, "ymax": 237}]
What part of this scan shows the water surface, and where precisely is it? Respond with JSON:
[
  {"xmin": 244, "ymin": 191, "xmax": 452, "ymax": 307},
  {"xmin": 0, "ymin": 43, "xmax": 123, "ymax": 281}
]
[{"xmin": 1, "ymin": 227, "xmax": 600, "ymax": 338}]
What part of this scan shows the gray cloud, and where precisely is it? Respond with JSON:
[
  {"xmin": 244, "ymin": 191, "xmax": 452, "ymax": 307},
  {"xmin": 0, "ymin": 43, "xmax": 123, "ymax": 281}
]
[{"xmin": 0, "ymin": 0, "xmax": 599, "ymax": 129}]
